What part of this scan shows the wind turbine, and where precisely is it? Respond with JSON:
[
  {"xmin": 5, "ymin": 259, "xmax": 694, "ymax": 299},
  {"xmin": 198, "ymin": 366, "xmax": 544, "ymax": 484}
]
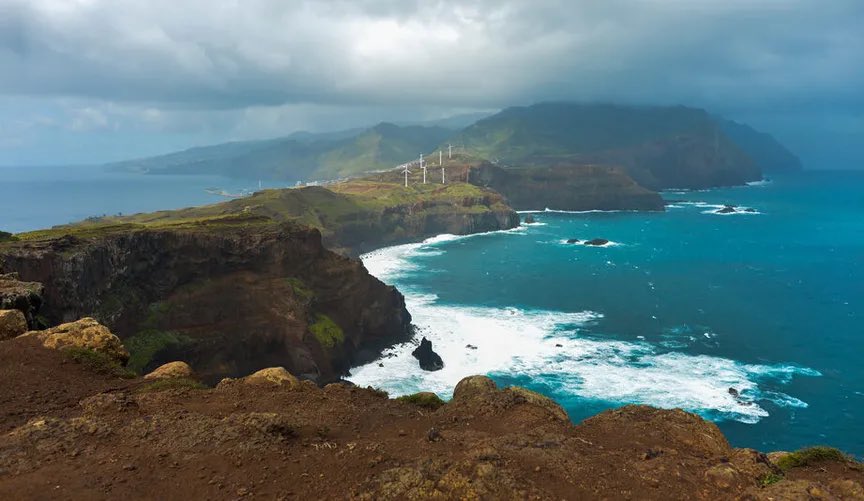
[
  {"xmin": 420, "ymin": 154, "xmax": 428, "ymax": 184},
  {"xmin": 448, "ymin": 143, "xmax": 453, "ymax": 159},
  {"xmin": 402, "ymin": 163, "xmax": 412, "ymax": 187}
]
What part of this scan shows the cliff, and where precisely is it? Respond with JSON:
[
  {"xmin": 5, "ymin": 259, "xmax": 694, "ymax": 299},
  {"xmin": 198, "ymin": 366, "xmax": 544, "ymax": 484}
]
[
  {"xmin": 0, "ymin": 339, "xmax": 861, "ymax": 500},
  {"xmin": 452, "ymin": 102, "xmax": 764, "ymax": 190},
  {"xmin": 457, "ymin": 161, "xmax": 666, "ymax": 211},
  {"xmin": 31, "ymin": 180, "xmax": 520, "ymax": 256},
  {"xmin": 720, "ymin": 118, "xmax": 804, "ymax": 172},
  {"xmin": 0, "ymin": 217, "xmax": 410, "ymax": 383}
]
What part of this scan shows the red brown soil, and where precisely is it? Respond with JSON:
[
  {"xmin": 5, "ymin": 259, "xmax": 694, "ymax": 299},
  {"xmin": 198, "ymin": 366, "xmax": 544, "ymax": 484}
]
[{"xmin": 1, "ymin": 337, "xmax": 862, "ymax": 500}]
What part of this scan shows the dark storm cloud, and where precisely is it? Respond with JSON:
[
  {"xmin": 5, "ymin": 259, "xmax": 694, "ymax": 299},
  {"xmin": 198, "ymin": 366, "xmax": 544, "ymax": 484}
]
[{"xmin": 0, "ymin": 0, "xmax": 861, "ymax": 165}]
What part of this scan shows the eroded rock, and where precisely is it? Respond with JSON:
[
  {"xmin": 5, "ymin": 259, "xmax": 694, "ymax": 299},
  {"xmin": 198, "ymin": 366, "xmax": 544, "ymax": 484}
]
[
  {"xmin": 21, "ymin": 317, "xmax": 129, "ymax": 364},
  {"xmin": 0, "ymin": 309, "xmax": 27, "ymax": 340},
  {"xmin": 144, "ymin": 361, "xmax": 194, "ymax": 380}
]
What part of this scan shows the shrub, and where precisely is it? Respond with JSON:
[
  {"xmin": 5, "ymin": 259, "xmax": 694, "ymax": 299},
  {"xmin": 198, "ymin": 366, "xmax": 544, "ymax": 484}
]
[
  {"xmin": 775, "ymin": 446, "xmax": 852, "ymax": 470},
  {"xmin": 137, "ymin": 377, "xmax": 206, "ymax": 393},
  {"xmin": 309, "ymin": 314, "xmax": 344, "ymax": 349},
  {"xmin": 0, "ymin": 231, "xmax": 18, "ymax": 243},
  {"xmin": 125, "ymin": 330, "xmax": 194, "ymax": 374},
  {"xmin": 759, "ymin": 473, "xmax": 783, "ymax": 487},
  {"xmin": 64, "ymin": 347, "xmax": 136, "ymax": 379},
  {"xmin": 286, "ymin": 278, "xmax": 314, "ymax": 301},
  {"xmin": 397, "ymin": 392, "xmax": 445, "ymax": 410}
]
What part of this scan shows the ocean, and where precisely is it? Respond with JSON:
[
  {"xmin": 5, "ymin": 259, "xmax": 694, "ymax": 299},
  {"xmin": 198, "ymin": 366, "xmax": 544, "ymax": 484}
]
[
  {"xmin": 349, "ymin": 171, "xmax": 864, "ymax": 457},
  {"xmin": 0, "ymin": 165, "xmax": 285, "ymax": 234},
  {"xmin": 1, "ymin": 167, "xmax": 861, "ymax": 456}
]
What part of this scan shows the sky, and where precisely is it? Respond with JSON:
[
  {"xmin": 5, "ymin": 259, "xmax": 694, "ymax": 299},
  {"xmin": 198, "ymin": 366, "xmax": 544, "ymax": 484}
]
[{"xmin": 0, "ymin": 0, "xmax": 861, "ymax": 168}]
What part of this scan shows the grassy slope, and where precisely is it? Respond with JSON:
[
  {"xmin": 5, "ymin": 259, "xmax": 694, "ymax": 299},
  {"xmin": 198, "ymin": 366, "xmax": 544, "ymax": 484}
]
[
  {"xmin": 452, "ymin": 102, "xmax": 720, "ymax": 163},
  {"xmin": 12, "ymin": 174, "xmax": 506, "ymax": 246},
  {"xmin": 107, "ymin": 123, "xmax": 454, "ymax": 182}
]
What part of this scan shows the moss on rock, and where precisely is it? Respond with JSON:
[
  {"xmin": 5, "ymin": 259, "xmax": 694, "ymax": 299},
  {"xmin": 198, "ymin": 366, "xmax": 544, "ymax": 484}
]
[
  {"xmin": 309, "ymin": 314, "xmax": 344, "ymax": 349},
  {"xmin": 397, "ymin": 392, "xmax": 445, "ymax": 410}
]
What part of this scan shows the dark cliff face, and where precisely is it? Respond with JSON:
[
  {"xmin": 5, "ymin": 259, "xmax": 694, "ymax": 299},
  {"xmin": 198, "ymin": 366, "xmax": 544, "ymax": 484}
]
[
  {"xmin": 327, "ymin": 194, "xmax": 521, "ymax": 256},
  {"xmin": 460, "ymin": 162, "xmax": 666, "ymax": 212},
  {"xmin": 0, "ymin": 223, "xmax": 411, "ymax": 383}
]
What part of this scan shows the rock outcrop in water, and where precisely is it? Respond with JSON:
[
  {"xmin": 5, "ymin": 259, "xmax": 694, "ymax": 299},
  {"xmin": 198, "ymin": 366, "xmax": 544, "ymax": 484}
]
[
  {"xmin": 0, "ymin": 219, "xmax": 411, "ymax": 383},
  {"xmin": 0, "ymin": 340, "xmax": 860, "ymax": 500},
  {"xmin": 411, "ymin": 336, "xmax": 444, "ymax": 371}
]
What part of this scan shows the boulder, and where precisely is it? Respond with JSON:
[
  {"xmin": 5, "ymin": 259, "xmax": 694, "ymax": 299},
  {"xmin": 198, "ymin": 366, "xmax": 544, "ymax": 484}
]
[
  {"xmin": 523, "ymin": 214, "xmax": 535, "ymax": 224},
  {"xmin": 22, "ymin": 317, "xmax": 129, "ymax": 365},
  {"xmin": 505, "ymin": 386, "xmax": 569, "ymax": 422},
  {"xmin": 452, "ymin": 375, "xmax": 498, "ymax": 402},
  {"xmin": 411, "ymin": 337, "xmax": 444, "ymax": 371},
  {"xmin": 144, "ymin": 361, "xmax": 194, "ymax": 380},
  {"xmin": 0, "ymin": 309, "xmax": 28, "ymax": 340},
  {"xmin": 241, "ymin": 367, "xmax": 300, "ymax": 388},
  {"xmin": 0, "ymin": 273, "xmax": 43, "ymax": 329},
  {"xmin": 583, "ymin": 238, "xmax": 610, "ymax": 246}
]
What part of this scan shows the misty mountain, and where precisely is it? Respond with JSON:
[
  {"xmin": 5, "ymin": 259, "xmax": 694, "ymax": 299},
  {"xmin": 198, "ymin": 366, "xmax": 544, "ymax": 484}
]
[
  {"xmin": 719, "ymin": 119, "xmax": 803, "ymax": 172},
  {"xmin": 449, "ymin": 103, "xmax": 763, "ymax": 189}
]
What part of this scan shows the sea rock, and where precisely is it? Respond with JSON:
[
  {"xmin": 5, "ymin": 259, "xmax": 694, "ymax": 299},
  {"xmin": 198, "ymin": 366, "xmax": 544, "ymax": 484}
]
[
  {"xmin": 144, "ymin": 361, "xmax": 194, "ymax": 380},
  {"xmin": 743, "ymin": 208, "xmax": 757, "ymax": 213},
  {"xmin": 566, "ymin": 238, "xmax": 581, "ymax": 244},
  {"xmin": 583, "ymin": 238, "xmax": 610, "ymax": 246},
  {"xmin": 716, "ymin": 205, "xmax": 737, "ymax": 214},
  {"xmin": 0, "ymin": 309, "xmax": 28, "ymax": 340},
  {"xmin": 728, "ymin": 387, "xmax": 740, "ymax": 398},
  {"xmin": 21, "ymin": 317, "xmax": 129, "ymax": 365},
  {"xmin": 411, "ymin": 337, "xmax": 444, "ymax": 371},
  {"xmin": 523, "ymin": 214, "xmax": 535, "ymax": 224},
  {"xmin": 452, "ymin": 375, "xmax": 498, "ymax": 402}
]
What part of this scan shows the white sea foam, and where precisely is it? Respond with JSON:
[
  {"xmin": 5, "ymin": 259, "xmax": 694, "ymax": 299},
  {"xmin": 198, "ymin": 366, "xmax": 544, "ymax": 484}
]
[
  {"xmin": 352, "ymin": 233, "xmax": 820, "ymax": 424},
  {"xmin": 746, "ymin": 179, "xmax": 773, "ymax": 187},
  {"xmin": 518, "ymin": 208, "xmax": 636, "ymax": 214},
  {"xmin": 557, "ymin": 239, "xmax": 621, "ymax": 247}
]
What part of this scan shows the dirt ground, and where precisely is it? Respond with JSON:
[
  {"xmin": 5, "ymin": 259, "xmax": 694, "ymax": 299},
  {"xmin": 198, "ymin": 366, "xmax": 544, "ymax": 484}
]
[{"xmin": 1, "ymin": 336, "xmax": 862, "ymax": 500}]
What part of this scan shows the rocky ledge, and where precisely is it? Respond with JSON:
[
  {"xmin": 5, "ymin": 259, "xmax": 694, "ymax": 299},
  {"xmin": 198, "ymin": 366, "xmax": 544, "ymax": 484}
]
[
  {"xmin": 456, "ymin": 161, "xmax": 666, "ymax": 212},
  {"xmin": 0, "ymin": 219, "xmax": 410, "ymax": 384},
  {"xmin": 0, "ymin": 336, "xmax": 860, "ymax": 500}
]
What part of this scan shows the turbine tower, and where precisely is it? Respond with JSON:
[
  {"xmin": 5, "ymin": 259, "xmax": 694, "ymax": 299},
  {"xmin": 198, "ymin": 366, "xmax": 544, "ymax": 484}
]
[
  {"xmin": 439, "ymin": 150, "xmax": 443, "ymax": 166},
  {"xmin": 402, "ymin": 164, "xmax": 412, "ymax": 188},
  {"xmin": 448, "ymin": 143, "xmax": 453, "ymax": 159},
  {"xmin": 420, "ymin": 154, "xmax": 427, "ymax": 184}
]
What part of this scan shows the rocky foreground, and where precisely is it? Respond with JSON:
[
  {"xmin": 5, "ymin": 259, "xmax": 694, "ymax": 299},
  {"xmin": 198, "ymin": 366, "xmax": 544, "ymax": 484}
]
[{"xmin": 0, "ymin": 324, "xmax": 862, "ymax": 500}]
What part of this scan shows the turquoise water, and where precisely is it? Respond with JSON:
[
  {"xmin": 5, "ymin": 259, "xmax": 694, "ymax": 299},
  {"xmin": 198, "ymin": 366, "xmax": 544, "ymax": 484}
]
[
  {"xmin": 0, "ymin": 166, "xmax": 283, "ymax": 233},
  {"xmin": 350, "ymin": 171, "xmax": 864, "ymax": 457}
]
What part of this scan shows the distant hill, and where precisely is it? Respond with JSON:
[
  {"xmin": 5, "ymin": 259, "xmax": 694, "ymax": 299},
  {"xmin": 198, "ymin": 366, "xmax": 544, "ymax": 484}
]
[
  {"xmin": 719, "ymin": 119, "xmax": 803, "ymax": 172},
  {"xmin": 107, "ymin": 123, "xmax": 453, "ymax": 181},
  {"xmin": 450, "ymin": 103, "xmax": 763, "ymax": 189}
]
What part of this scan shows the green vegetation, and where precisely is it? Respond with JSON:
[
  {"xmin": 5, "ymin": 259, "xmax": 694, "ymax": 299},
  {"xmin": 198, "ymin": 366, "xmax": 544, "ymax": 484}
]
[
  {"xmin": 125, "ymin": 330, "xmax": 195, "ymax": 374},
  {"xmin": 137, "ymin": 377, "xmax": 206, "ymax": 393},
  {"xmin": 0, "ymin": 230, "xmax": 18, "ymax": 243},
  {"xmin": 775, "ymin": 446, "xmax": 852, "ymax": 470},
  {"xmin": 63, "ymin": 347, "xmax": 136, "ymax": 379},
  {"xmin": 286, "ymin": 277, "xmax": 314, "ymax": 301},
  {"xmin": 396, "ymin": 392, "xmax": 445, "ymax": 410},
  {"xmin": 452, "ymin": 102, "xmax": 720, "ymax": 164},
  {"xmin": 309, "ymin": 314, "xmax": 344, "ymax": 349},
  {"xmin": 759, "ymin": 473, "xmax": 784, "ymax": 487},
  {"xmin": 106, "ymin": 122, "xmax": 453, "ymax": 181}
]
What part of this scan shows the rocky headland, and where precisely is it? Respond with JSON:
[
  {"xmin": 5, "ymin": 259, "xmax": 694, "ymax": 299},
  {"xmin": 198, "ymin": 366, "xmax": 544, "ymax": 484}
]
[
  {"xmin": 0, "ymin": 331, "xmax": 861, "ymax": 500},
  {"xmin": 0, "ymin": 217, "xmax": 410, "ymax": 384}
]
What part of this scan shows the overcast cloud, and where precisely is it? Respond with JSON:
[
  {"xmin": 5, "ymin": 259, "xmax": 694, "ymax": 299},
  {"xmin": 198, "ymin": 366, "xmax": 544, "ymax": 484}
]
[{"xmin": 0, "ymin": 0, "xmax": 861, "ymax": 166}]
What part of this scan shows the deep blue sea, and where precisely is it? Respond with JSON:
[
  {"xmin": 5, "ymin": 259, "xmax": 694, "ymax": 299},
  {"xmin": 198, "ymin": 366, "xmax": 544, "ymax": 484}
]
[
  {"xmin": 1, "ymin": 167, "xmax": 861, "ymax": 456},
  {"xmin": 0, "ymin": 165, "xmax": 286, "ymax": 233},
  {"xmin": 350, "ymin": 171, "xmax": 864, "ymax": 457}
]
